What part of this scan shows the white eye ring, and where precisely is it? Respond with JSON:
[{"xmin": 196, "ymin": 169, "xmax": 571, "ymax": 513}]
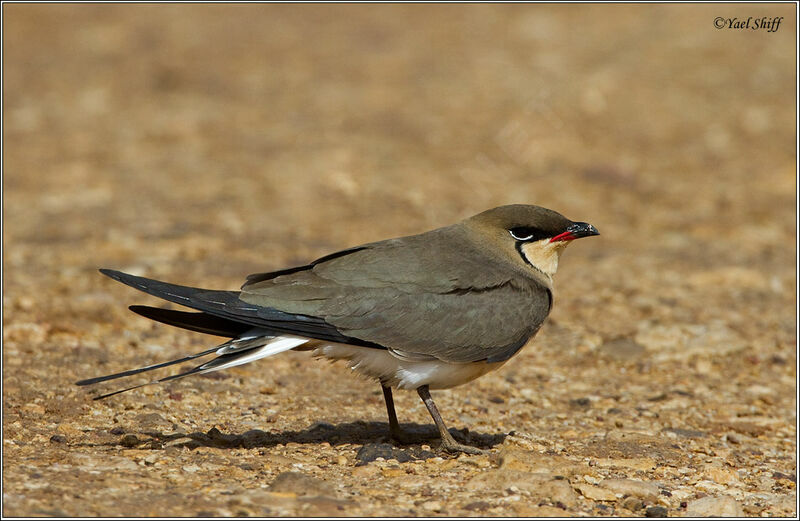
[{"xmin": 509, "ymin": 229, "xmax": 534, "ymax": 241}]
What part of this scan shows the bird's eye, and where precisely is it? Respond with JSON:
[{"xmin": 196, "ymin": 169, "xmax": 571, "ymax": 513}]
[{"xmin": 509, "ymin": 227, "xmax": 546, "ymax": 241}]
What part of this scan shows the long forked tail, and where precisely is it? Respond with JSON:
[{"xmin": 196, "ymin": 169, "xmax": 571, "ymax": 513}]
[
  {"xmin": 75, "ymin": 268, "xmax": 355, "ymax": 399},
  {"xmin": 76, "ymin": 331, "xmax": 309, "ymax": 399}
]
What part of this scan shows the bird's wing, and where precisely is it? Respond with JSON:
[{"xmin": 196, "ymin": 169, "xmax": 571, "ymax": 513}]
[
  {"xmin": 101, "ymin": 225, "xmax": 551, "ymax": 364},
  {"xmin": 241, "ymin": 226, "xmax": 552, "ymax": 363},
  {"xmin": 332, "ymin": 281, "xmax": 549, "ymax": 363},
  {"xmin": 98, "ymin": 269, "xmax": 384, "ymax": 349}
]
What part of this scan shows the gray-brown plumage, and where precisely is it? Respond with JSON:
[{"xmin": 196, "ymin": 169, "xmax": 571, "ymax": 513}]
[{"xmin": 77, "ymin": 204, "xmax": 598, "ymax": 453}]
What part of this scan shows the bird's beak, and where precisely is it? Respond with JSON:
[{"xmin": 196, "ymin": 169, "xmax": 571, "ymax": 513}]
[{"xmin": 550, "ymin": 222, "xmax": 600, "ymax": 243}]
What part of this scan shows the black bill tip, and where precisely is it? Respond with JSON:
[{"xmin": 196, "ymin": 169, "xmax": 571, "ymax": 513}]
[
  {"xmin": 568, "ymin": 221, "xmax": 600, "ymax": 238},
  {"xmin": 550, "ymin": 222, "xmax": 600, "ymax": 242}
]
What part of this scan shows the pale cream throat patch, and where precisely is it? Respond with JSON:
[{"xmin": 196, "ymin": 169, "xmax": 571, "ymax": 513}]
[{"xmin": 520, "ymin": 240, "xmax": 568, "ymax": 278}]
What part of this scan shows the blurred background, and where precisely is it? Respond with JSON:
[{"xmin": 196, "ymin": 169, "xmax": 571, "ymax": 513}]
[{"xmin": 3, "ymin": 3, "xmax": 796, "ymax": 517}]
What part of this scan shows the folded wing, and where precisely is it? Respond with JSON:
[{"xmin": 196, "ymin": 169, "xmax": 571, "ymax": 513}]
[{"xmin": 241, "ymin": 226, "xmax": 552, "ymax": 363}]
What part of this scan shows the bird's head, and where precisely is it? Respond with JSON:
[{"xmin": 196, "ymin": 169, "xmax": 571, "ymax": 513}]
[{"xmin": 464, "ymin": 204, "xmax": 599, "ymax": 282}]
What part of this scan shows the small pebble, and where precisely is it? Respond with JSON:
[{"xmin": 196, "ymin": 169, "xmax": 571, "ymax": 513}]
[
  {"xmin": 463, "ymin": 501, "xmax": 490, "ymax": 511},
  {"xmin": 119, "ymin": 434, "xmax": 140, "ymax": 447},
  {"xmin": 685, "ymin": 496, "xmax": 744, "ymax": 517},
  {"xmin": 622, "ymin": 497, "xmax": 643, "ymax": 511},
  {"xmin": 421, "ymin": 500, "xmax": 441, "ymax": 511},
  {"xmin": 144, "ymin": 453, "xmax": 159, "ymax": 465},
  {"xmin": 645, "ymin": 506, "xmax": 668, "ymax": 517},
  {"xmin": 355, "ymin": 443, "xmax": 395, "ymax": 465},
  {"xmin": 570, "ymin": 397, "xmax": 591, "ymax": 408}
]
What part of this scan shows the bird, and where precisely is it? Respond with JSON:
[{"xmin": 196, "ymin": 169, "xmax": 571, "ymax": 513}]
[{"xmin": 77, "ymin": 204, "xmax": 599, "ymax": 454}]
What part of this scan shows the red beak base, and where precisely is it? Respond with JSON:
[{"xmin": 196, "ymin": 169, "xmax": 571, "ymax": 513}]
[{"xmin": 549, "ymin": 231, "xmax": 576, "ymax": 243}]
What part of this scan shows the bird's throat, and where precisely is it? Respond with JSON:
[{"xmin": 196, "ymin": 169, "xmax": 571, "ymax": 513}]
[{"xmin": 520, "ymin": 240, "xmax": 567, "ymax": 279}]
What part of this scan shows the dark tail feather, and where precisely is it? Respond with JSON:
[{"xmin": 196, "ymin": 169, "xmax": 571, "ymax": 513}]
[
  {"xmin": 98, "ymin": 268, "xmax": 383, "ymax": 350},
  {"xmin": 92, "ymin": 381, "xmax": 153, "ymax": 400},
  {"xmin": 99, "ymin": 268, "xmax": 274, "ymax": 330},
  {"xmin": 75, "ymin": 345, "xmax": 220, "ymax": 386},
  {"xmin": 99, "ymin": 269, "xmax": 243, "ymax": 316},
  {"xmin": 128, "ymin": 306, "xmax": 251, "ymax": 338},
  {"xmin": 90, "ymin": 361, "xmax": 215, "ymax": 400},
  {"xmin": 89, "ymin": 350, "xmax": 244, "ymax": 400},
  {"xmin": 84, "ymin": 336, "xmax": 308, "ymax": 400},
  {"xmin": 90, "ymin": 363, "xmax": 213, "ymax": 400}
]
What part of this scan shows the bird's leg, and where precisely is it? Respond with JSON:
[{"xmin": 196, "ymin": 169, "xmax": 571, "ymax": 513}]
[
  {"xmin": 417, "ymin": 385, "xmax": 487, "ymax": 455},
  {"xmin": 381, "ymin": 384, "xmax": 411, "ymax": 443},
  {"xmin": 382, "ymin": 384, "xmax": 424, "ymax": 444}
]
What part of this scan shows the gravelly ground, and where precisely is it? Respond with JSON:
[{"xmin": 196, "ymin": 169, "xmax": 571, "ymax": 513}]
[{"xmin": 2, "ymin": 4, "xmax": 796, "ymax": 517}]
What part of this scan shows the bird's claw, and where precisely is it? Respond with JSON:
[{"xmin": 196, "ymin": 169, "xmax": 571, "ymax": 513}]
[{"xmin": 438, "ymin": 439, "xmax": 489, "ymax": 455}]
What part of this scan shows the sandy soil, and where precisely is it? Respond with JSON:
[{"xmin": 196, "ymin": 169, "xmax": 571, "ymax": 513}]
[{"xmin": 3, "ymin": 4, "xmax": 796, "ymax": 517}]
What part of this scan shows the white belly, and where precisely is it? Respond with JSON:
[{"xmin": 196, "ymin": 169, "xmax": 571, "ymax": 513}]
[{"xmin": 314, "ymin": 344, "xmax": 506, "ymax": 390}]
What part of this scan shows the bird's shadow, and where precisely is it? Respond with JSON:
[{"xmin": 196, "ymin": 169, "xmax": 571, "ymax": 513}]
[{"xmin": 126, "ymin": 421, "xmax": 506, "ymax": 452}]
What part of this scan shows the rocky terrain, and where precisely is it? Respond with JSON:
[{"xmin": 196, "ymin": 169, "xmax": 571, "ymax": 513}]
[{"xmin": 3, "ymin": 4, "xmax": 796, "ymax": 517}]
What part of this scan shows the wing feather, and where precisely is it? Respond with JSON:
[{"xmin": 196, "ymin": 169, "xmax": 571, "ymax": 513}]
[
  {"xmin": 240, "ymin": 226, "xmax": 552, "ymax": 363},
  {"xmin": 100, "ymin": 223, "xmax": 551, "ymax": 365}
]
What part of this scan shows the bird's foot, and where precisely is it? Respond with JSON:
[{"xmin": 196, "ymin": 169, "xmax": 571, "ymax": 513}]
[
  {"xmin": 436, "ymin": 430, "xmax": 489, "ymax": 455},
  {"xmin": 438, "ymin": 438, "xmax": 489, "ymax": 455},
  {"xmin": 390, "ymin": 428, "xmax": 487, "ymax": 454}
]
